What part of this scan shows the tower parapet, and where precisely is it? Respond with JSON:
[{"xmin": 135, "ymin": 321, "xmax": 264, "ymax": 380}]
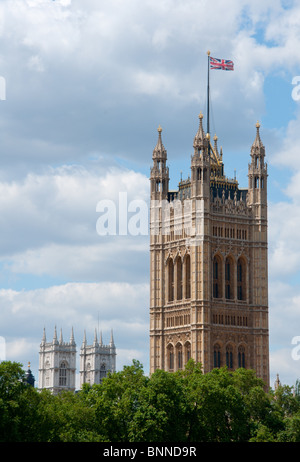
[
  {"xmin": 38, "ymin": 327, "xmax": 77, "ymax": 394},
  {"xmin": 38, "ymin": 327, "xmax": 117, "ymax": 393},
  {"xmin": 80, "ymin": 329, "xmax": 116, "ymax": 387}
]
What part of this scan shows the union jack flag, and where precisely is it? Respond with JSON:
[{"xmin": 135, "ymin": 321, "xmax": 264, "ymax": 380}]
[{"xmin": 210, "ymin": 57, "xmax": 234, "ymax": 71}]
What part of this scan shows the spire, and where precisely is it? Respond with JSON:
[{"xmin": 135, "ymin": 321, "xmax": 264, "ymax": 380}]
[
  {"xmin": 152, "ymin": 125, "xmax": 167, "ymax": 160},
  {"xmin": 93, "ymin": 328, "xmax": 98, "ymax": 346},
  {"xmin": 70, "ymin": 326, "xmax": 75, "ymax": 345},
  {"xmin": 99, "ymin": 330, "xmax": 103, "ymax": 346},
  {"xmin": 213, "ymin": 134, "xmax": 219, "ymax": 156},
  {"xmin": 53, "ymin": 326, "xmax": 58, "ymax": 344},
  {"xmin": 81, "ymin": 330, "xmax": 87, "ymax": 348},
  {"xmin": 41, "ymin": 327, "xmax": 46, "ymax": 345},
  {"xmin": 274, "ymin": 373, "xmax": 281, "ymax": 391},
  {"xmin": 59, "ymin": 328, "xmax": 63, "ymax": 344},
  {"xmin": 193, "ymin": 112, "xmax": 206, "ymax": 149},
  {"xmin": 251, "ymin": 120, "xmax": 265, "ymax": 152},
  {"xmin": 109, "ymin": 329, "xmax": 115, "ymax": 347}
]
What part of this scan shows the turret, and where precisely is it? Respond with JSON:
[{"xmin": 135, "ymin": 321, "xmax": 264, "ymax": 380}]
[
  {"xmin": 248, "ymin": 121, "xmax": 268, "ymax": 220},
  {"xmin": 25, "ymin": 362, "xmax": 35, "ymax": 387},
  {"xmin": 190, "ymin": 112, "xmax": 211, "ymax": 200},
  {"xmin": 150, "ymin": 125, "xmax": 169, "ymax": 200}
]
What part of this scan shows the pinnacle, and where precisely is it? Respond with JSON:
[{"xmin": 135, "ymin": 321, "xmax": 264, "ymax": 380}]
[
  {"xmin": 153, "ymin": 124, "xmax": 167, "ymax": 159},
  {"xmin": 252, "ymin": 120, "xmax": 264, "ymax": 151},
  {"xmin": 193, "ymin": 111, "xmax": 206, "ymax": 149}
]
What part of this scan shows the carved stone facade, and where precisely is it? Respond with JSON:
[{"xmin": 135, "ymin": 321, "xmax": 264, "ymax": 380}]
[
  {"xmin": 79, "ymin": 329, "xmax": 116, "ymax": 388},
  {"xmin": 38, "ymin": 327, "xmax": 116, "ymax": 393},
  {"xmin": 38, "ymin": 327, "xmax": 77, "ymax": 394},
  {"xmin": 149, "ymin": 114, "xmax": 269, "ymax": 386}
]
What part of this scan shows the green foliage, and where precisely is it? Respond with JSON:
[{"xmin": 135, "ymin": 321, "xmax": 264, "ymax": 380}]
[
  {"xmin": 129, "ymin": 368, "xmax": 189, "ymax": 442},
  {"xmin": 2, "ymin": 359, "xmax": 300, "ymax": 442}
]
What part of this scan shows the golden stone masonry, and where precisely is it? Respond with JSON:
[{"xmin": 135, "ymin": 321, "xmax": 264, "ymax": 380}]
[{"xmin": 149, "ymin": 113, "xmax": 269, "ymax": 386}]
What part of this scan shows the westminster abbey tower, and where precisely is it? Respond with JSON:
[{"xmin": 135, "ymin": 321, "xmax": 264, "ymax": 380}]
[{"xmin": 149, "ymin": 112, "xmax": 269, "ymax": 385}]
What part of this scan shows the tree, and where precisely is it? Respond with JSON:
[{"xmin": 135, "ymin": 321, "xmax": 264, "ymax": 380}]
[
  {"xmin": 129, "ymin": 368, "xmax": 189, "ymax": 442},
  {"xmin": 87, "ymin": 360, "xmax": 148, "ymax": 442},
  {"xmin": 183, "ymin": 366, "xmax": 250, "ymax": 442},
  {"xmin": 0, "ymin": 361, "xmax": 57, "ymax": 442}
]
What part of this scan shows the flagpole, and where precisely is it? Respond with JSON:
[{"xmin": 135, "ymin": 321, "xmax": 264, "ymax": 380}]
[{"xmin": 207, "ymin": 50, "xmax": 210, "ymax": 136}]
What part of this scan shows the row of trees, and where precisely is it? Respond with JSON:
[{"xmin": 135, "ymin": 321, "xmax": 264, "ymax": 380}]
[{"xmin": 1, "ymin": 359, "xmax": 300, "ymax": 442}]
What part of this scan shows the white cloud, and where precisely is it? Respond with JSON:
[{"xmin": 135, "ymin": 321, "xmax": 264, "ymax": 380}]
[
  {"xmin": 270, "ymin": 348, "xmax": 300, "ymax": 388},
  {"xmin": 0, "ymin": 280, "xmax": 149, "ymax": 372},
  {"xmin": 269, "ymin": 200, "xmax": 300, "ymax": 278},
  {"xmin": 0, "ymin": 164, "xmax": 149, "ymax": 255},
  {"xmin": 0, "ymin": 0, "xmax": 299, "ymax": 388}
]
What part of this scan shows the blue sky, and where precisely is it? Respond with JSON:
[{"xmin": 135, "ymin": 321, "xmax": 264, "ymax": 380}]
[{"xmin": 0, "ymin": 0, "xmax": 300, "ymax": 388}]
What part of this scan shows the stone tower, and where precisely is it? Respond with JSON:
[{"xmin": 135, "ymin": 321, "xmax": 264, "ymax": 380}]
[
  {"xmin": 79, "ymin": 329, "xmax": 116, "ymax": 387},
  {"xmin": 149, "ymin": 113, "xmax": 269, "ymax": 386},
  {"xmin": 38, "ymin": 327, "xmax": 77, "ymax": 393}
]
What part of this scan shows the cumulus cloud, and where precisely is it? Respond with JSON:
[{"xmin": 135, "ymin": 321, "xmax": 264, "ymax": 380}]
[
  {"xmin": 0, "ymin": 281, "xmax": 149, "ymax": 370},
  {"xmin": 0, "ymin": 0, "xmax": 299, "ymax": 385},
  {"xmin": 0, "ymin": 163, "xmax": 149, "ymax": 255},
  {"xmin": 0, "ymin": 0, "xmax": 298, "ymax": 175}
]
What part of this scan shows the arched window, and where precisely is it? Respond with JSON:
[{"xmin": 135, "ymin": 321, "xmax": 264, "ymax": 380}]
[
  {"xmin": 225, "ymin": 256, "xmax": 234, "ymax": 300},
  {"xmin": 237, "ymin": 257, "xmax": 246, "ymax": 301},
  {"xmin": 176, "ymin": 343, "xmax": 183, "ymax": 370},
  {"xmin": 185, "ymin": 254, "xmax": 191, "ymax": 299},
  {"xmin": 176, "ymin": 257, "xmax": 182, "ymax": 300},
  {"xmin": 167, "ymin": 344, "xmax": 174, "ymax": 371},
  {"xmin": 226, "ymin": 345, "xmax": 233, "ymax": 369},
  {"xmin": 213, "ymin": 254, "xmax": 223, "ymax": 299},
  {"xmin": 214, "ymin": 344, "xmax": 221, "ymax": 368},
  {"xmin": 184, "ymin": 341, "xmax": 191, "ymax": 364},
  {"xmin": 100, "ymin": 363, "xmax": 106, "ymax": 381},
  {"xmin": 238, "ymin": 346, "xmax": 246, "ymax": 368},
  {"xmin": 197, "ymin": 167, "xmax": 202, "ymax": 181},
  {"xmin": 86, "ymin": 362, "xmax": 91, "ymax": 384},
  {"xmin": 59, "ymin": 361, "xmax": 67, "ymax": 387},
  {"xmin": 168, "ymin": 259, "xmax": 174, "ymax": 302}
]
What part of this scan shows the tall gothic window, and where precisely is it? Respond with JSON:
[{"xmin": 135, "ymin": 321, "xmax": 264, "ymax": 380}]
[
  {"xmin": 238, "ymin": 346, "xmax": 246, "ymax": 368},
  {"xmin": 184, "ymin": 341, "xmax": 191, "ymax": 364},
  {"xmin": 59, "ymin": 361, "xmax": 67, "ymax": 387},
  {"xmin": 225, "ymin": 256, "xmax": 234, "ymax": 300},
  {"xmin": 226, "ymin": 345, "xmax": 233, "ymax": 369},
  {"xmin": 86, "ymin": 362, "xmax": 91, "ymax": 384},
  {"xmin": 214, "ymin": 344, "xmax": 221, "ymax": 368},
  {"xmin": 176, "ymin": 258, "xmax": 182, "ymax": 300},
  {"xmin": 185, "ymin": 254, "xmax": 191, "ymax": 299},
  {"xmin": 213, "ymin": 255, "xmax": 223, "ymax": 299},
  {"xmin": 168, "ymin": 259, "xmax": 174, "ymax": 302},
  {"xmin": 100, "ymin": 363, "xmax": 106, "ymax": 381},
  {"xmin": 237, "ymin": 257, "xmax": 246, "ymax": 301},
  {"xmin": 176, "ymin": 343, "xmax": 183, "ymax": 370},
  {"xmin": 167, "ymin": 344, "xmax": 174, "ymax": 371}
]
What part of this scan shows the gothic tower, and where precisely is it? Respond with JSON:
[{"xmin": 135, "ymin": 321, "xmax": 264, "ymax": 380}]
[
  {"xmin": 149, "ymin": 114, "xmax": 269, "ymax": 386},
  {"xmin": 79, "ymin": 329, "xmax": 116, "ymax": 387},
  {"xmin": 38, "ymin": 327, "xmax": 77, "ymax": 394}
]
